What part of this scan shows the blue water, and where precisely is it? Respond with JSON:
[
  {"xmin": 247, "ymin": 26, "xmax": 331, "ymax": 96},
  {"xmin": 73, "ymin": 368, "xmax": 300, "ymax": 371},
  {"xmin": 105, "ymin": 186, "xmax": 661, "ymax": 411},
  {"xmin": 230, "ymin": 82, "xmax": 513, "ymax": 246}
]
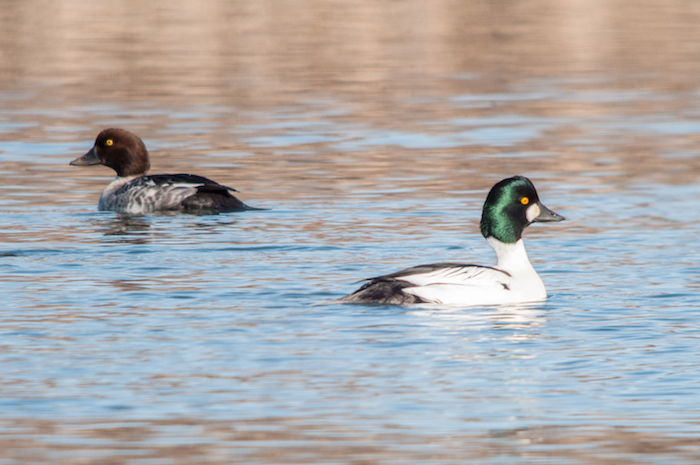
[{"xmin": 2, "ymin": 89, "xmax": 700, "ymax": 463}]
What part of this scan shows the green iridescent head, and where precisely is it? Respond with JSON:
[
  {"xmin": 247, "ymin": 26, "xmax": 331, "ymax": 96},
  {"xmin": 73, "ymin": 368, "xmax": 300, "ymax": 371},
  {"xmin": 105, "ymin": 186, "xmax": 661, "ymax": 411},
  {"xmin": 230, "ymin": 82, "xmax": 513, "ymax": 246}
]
[{"xmin": 480, "ymin": 176, "xmax": 564, "ymax": 244}]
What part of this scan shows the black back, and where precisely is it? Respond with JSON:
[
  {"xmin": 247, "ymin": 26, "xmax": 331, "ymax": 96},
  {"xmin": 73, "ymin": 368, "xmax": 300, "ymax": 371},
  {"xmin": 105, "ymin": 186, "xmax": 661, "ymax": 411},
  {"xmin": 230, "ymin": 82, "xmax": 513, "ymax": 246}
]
[{"xmin": 144, "ymin": 174, "xmax": 251, "ymax": 211}]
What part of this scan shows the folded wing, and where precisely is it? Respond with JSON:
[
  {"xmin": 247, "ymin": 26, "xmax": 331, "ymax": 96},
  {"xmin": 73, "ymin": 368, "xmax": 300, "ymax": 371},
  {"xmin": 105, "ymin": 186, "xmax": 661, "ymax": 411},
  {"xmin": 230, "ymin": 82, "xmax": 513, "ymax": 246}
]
[
  {"xmin": 114, "ymin": 174, "xmax": 249, "ymax": 212},
  {"xmin": 341, "ymin": 263, "xmax": 512, "ymax": 305}
]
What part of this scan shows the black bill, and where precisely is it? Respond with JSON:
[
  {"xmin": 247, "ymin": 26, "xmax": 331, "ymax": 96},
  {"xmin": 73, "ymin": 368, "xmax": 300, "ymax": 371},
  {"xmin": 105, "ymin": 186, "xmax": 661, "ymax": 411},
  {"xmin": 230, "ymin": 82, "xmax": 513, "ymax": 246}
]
[
  {"xmin": 534, "ymin": 203, "xmax": 565, "ymax": 222},
  {"xmin": 69, "ymin": 147, "xmax": 101, "ymax": 166}
]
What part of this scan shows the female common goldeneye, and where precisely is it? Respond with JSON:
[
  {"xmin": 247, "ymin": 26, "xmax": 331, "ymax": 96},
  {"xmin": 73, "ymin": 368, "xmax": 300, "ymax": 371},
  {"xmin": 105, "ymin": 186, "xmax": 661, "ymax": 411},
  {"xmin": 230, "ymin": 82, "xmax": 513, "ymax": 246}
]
[
  {"xmin": 70, "ymin": 128, "xmax": 255, "ymax": 214},
  {"xmin": 340, "ymin": 176, "xmax": 565, "ymax": 306}
]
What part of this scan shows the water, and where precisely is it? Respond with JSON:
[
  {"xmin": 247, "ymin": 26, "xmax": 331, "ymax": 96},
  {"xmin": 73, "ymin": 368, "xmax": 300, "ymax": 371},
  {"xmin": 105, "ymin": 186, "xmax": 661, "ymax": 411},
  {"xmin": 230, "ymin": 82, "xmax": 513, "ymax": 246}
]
[{"xmin": 3, "ymin": 1, "xmax": 700, "ymax": 463}]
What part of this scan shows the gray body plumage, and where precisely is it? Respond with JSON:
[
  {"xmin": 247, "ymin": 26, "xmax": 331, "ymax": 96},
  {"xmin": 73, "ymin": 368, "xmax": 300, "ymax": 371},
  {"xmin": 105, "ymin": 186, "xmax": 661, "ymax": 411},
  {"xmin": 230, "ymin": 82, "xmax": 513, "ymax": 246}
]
[{"xmin": 99, "ymin": 174, "xmax": 250, "ymax": 214}]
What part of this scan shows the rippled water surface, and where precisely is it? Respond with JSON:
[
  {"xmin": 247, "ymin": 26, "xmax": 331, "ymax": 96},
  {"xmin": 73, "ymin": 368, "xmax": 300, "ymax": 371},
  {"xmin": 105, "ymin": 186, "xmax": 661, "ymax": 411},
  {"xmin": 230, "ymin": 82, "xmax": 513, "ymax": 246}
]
[{"xmin": 3, "ymin": 1, "xmax": 700, "ymax": 463}]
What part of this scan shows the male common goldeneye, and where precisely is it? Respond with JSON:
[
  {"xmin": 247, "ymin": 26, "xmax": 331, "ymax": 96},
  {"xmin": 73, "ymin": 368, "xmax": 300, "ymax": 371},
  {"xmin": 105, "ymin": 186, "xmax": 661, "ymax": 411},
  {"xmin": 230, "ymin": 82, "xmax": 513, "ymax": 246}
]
[
  {"xmin": 340, "ymin": 176, "xmax": 565, "ymax": 306},
  {"xmin": 70, "ymin": 128, "xmax": 255, "ymax": 214}
]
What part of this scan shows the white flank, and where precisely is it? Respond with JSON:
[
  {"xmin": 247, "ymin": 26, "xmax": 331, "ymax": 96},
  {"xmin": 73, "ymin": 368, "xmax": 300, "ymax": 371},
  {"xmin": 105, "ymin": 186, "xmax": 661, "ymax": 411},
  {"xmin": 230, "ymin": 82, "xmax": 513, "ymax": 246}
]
[{"xmin": 401, "ymin": 238, "xmax": 547, "ymax": 306}]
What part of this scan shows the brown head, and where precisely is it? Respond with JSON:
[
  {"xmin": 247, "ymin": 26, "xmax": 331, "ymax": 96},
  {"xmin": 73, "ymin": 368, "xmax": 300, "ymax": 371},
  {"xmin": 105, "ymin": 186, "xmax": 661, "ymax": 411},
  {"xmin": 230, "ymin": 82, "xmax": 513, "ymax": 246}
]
[{"xmin": 70, "ymin": 128, "xmax": 151, "ymax": 177}]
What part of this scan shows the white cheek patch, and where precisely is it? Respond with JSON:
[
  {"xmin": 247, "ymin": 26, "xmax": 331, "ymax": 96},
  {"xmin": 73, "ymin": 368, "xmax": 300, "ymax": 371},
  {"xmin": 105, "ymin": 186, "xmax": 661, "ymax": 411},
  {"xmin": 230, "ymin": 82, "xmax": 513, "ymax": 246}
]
[{"xmin": 526, "ymin": 203, "xmax": 541, "ymax": 222}]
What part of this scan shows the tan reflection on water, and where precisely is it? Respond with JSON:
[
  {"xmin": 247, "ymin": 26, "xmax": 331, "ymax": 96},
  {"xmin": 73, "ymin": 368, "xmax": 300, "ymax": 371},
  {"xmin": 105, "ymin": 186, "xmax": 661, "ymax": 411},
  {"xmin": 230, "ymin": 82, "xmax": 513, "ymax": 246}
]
[
  {"xmin": 0, "ymin": 0, "xmax": 700, "ymax": 206},
  {"xmin": 3, "ymin": 0, "xmax": 700, "ymax": 97},
  {"xmin": 1, "ymin": 417, "xmax": 698, "ymax": 463}
]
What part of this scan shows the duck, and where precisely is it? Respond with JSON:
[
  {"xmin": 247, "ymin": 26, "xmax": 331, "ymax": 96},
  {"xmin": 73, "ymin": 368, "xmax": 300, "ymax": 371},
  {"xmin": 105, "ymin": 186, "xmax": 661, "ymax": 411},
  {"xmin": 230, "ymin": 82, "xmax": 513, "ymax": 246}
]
[
  {"xmin": 70, "ymin": 128, "xmax": 255, "ymax": 214},
  {"xmin": 340, "ymin": 176, "xmax": 565, "ymax": 306}
]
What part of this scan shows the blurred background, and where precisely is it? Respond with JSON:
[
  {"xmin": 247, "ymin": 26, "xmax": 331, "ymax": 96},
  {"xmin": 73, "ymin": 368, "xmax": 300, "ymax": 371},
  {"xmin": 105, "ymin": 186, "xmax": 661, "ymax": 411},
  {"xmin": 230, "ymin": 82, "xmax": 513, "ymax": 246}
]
[
  {"xmin": 3, "ymin": 0, "xmax": 700, "ymax": 200},
  {"xmin": 2, "ymin": 0, "xmax": 700, "ymax": 463}
]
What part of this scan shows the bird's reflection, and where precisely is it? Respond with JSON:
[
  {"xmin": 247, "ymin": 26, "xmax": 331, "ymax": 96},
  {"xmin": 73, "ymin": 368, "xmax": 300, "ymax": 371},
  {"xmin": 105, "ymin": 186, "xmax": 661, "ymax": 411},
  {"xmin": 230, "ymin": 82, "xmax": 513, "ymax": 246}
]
[
  {"xmin": 94, "ymin": 212, "xmax": 242, "ymax": 245},
  {"xmin": 98, "ymin": 214, "xmax": 153, "ymax": 244},
  {"xmin": 408, "ymin": 302, "xmax": 548, "ymax": 331}
]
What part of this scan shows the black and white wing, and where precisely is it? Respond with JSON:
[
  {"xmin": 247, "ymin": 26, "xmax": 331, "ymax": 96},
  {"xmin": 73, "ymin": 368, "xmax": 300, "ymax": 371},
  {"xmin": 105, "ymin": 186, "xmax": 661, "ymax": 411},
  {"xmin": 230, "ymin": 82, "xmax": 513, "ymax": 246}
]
[
  {"xmin": 341, "ymin": 263, "xmax": 512, "ymax": 305},
  {"xmin": 108, "ymin": 174, "xmax": 250, "ymax": 213}
]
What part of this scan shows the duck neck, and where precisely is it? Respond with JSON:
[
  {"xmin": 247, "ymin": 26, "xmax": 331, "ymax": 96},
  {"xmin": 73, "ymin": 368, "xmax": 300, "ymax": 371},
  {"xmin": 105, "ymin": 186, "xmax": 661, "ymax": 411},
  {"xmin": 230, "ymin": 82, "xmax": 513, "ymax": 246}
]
[
  {"xmin": 487, "ymin": 237, "xmax": 533, "ymax": 272},
  {"xmin": 102, "ymin": 175, "xmax": 139, "ymax": 196}
]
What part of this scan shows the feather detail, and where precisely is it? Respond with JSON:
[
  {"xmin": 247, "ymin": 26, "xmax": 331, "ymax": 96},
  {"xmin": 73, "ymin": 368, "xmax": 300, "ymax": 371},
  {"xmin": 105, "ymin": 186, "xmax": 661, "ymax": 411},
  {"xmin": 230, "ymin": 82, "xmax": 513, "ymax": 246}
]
[{"xmin": 99, "ymin": 175, "xmax": 250, "ymax": 214}]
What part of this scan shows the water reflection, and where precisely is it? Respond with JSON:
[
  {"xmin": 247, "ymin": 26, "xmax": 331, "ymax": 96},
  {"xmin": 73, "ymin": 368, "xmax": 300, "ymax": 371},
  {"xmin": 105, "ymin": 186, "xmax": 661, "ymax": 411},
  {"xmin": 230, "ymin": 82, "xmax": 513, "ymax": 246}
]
[
  {"xmin": 98, "ymin": 215, "xmax": 153, "ymax": 243},
  {"xmin": 90, "ymin": 213, "xmax": 248, "ymax": 245},
  {"xmin": 0, "ymin": 416, "xmax": 697, "ymax": 464},
  {"xmin": 410, "ymin": 304, "xmax": 548, "ymax": 330}
]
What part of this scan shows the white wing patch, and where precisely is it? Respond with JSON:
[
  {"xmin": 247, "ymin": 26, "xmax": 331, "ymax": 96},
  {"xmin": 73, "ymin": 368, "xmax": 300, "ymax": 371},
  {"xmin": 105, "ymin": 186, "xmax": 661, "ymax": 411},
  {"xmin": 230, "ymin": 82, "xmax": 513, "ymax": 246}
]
[
  {"xmin": 397, "ymin": 266, "xmax": 517, "ymax": 306},
  {"xmin": 162, "ymin": 182, "xmax": 205, "ymax": 189},
  {"xmin": 399, "ymin": 266, "xmax": 510, "ymax": 288}
]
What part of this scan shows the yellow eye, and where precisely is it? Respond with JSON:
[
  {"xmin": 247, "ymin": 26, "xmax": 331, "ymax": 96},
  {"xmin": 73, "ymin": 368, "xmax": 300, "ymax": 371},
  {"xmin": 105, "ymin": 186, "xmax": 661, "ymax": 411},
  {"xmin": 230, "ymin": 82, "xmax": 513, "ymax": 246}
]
[
  {"xmin": 520, "ymin": 197, "xmax": 529, "ymax": 205},
  {"xmin": 105, "ymin": 139, "xmax": 114, "ymax": 146}
]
